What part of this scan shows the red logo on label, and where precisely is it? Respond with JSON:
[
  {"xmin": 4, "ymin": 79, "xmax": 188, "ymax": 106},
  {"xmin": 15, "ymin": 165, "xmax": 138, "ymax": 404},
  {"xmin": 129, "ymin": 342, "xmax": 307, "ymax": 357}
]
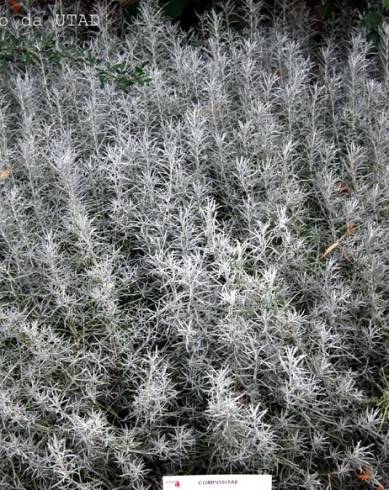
[{"xmin": 175, "ymin": 482, "xmax": 180, "ymax": 488}]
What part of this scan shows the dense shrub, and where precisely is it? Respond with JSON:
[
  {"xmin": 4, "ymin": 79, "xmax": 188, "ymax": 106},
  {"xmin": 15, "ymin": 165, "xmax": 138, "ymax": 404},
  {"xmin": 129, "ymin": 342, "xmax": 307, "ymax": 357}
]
[{"xmin": 0, "ymin": 1, "xmax": 388, "ymax": 488}]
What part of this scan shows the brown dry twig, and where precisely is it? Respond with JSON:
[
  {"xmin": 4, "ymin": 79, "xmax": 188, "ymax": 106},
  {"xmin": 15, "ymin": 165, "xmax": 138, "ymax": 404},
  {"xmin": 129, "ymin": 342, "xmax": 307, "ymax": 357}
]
[
  {"xmin": 335, "ymin": 181, "xmax": 352, "ymax": 195},
  {"xmin": 0, "ymin": 167, "xmax": 13, "ymax": 182},
  {"xmin": 356, "ymin": 467, "xmax": 386, "ymax": 489},
  {"xmin": 322, "ymin": 223, "xmax": 357, "ymax": 259},
  {"xmin": 357, "ymin": 467, "xmax": 373, "ymax": 482}
]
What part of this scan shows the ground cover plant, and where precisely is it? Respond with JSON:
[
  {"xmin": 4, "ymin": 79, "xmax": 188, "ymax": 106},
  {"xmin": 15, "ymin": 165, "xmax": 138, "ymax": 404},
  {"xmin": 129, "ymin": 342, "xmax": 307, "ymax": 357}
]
[{"xmin": 0, "ymin": 1, "xmax": 388, "ymax": 488}]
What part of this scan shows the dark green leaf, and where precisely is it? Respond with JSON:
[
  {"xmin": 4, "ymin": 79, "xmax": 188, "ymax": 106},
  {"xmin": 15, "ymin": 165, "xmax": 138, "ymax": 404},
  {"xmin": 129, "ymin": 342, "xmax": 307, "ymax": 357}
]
[
  {"xmin": 362, "ymin": 11, "xmax": 382, "ymax": 31},
  {"xmin": 162, "ymin": 0, "xmax": 190, "ymax": 19},
  {"xmin": 322, "ymin": 0, "xmax": 333, "ymax": 21}
]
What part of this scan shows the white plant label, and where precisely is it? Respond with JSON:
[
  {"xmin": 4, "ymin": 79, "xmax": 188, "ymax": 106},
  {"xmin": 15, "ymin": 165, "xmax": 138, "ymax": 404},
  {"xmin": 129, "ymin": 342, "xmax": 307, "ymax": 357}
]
[{"xmin": 163, "ymin": 475, "xmax": 272, "ymax": 490}]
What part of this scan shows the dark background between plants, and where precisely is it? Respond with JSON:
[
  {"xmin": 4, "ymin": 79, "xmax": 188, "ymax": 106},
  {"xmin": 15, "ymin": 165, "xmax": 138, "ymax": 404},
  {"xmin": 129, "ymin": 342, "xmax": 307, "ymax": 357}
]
[
  {"xmin": 5, "ymin": 0, "xmax": 389, "ymax": 37},
  {"xmin": 2, "ymin": 0, "xmax": 387, "ymax": 90}
]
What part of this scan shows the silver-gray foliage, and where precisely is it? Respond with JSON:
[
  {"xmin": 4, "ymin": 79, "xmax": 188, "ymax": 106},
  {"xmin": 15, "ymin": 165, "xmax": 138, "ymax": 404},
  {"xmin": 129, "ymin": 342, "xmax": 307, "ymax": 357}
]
[{"xmin": 0, "ymin": 1, "xmax": 388, "ymax": 489}]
